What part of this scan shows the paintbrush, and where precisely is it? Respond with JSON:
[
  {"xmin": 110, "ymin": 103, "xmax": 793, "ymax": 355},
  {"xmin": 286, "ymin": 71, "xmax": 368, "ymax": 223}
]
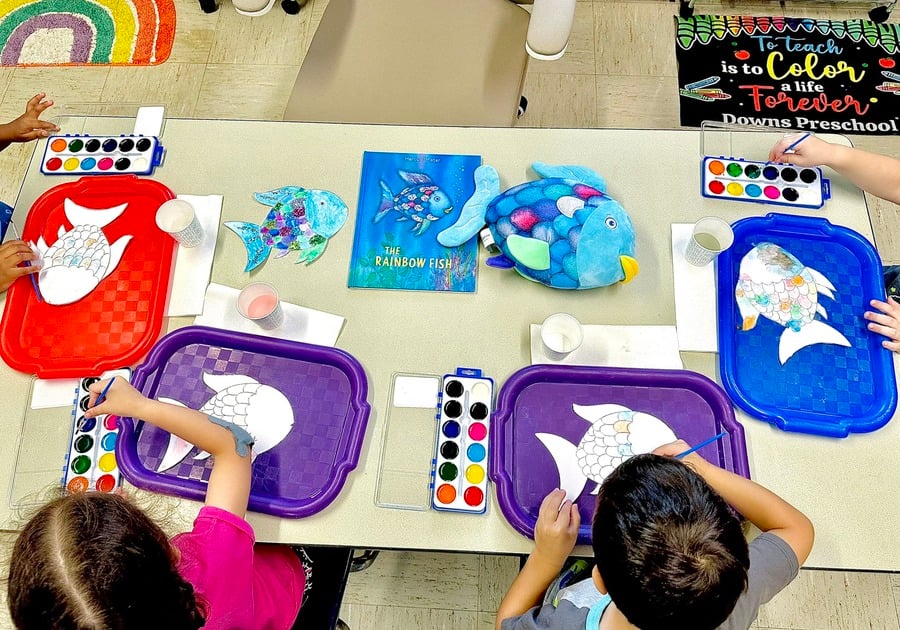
[
  {"xmin": 781, "ymin": 132, "xmax": 811, "ymax": 155},
  {"xmin": 675, "ymin": 431, "xmax": 727, "ymax": 460}
]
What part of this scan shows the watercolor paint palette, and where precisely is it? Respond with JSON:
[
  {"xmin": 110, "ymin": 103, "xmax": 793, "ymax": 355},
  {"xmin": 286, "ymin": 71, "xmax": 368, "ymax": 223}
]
[
  {"xmin": 63, "ymin": 369, "xmax": 131, "ymax": 493},
  {"xmin": 41, "ymin": 134, "xmax": 164, "ymax": 176},
  {"xmin": 701, "ymin": 156, "xmax": 830, "ymax": 209},
  {"xmin": 430, "ymin": 368, "xmax": 493, "ymax": 514}
]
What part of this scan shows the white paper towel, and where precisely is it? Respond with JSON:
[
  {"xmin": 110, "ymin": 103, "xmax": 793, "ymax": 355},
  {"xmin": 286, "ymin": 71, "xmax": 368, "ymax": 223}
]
[
  {"xmin": 672, "ymin": 223, "xmax": 719, "ymax": 352},
  {"xmin": 194, "ymin": 283, "xmax": 345, "ymax": 347},
  {"xmin": 530, "ymin": 324, "xmax": 683, "ymax": 369}
]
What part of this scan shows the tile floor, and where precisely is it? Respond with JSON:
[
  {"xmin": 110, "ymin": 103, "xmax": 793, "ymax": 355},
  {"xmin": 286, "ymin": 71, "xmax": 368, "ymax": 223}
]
[{"xmin": 0, "ymin": 0, "xmax": 897, "ymax": 628}]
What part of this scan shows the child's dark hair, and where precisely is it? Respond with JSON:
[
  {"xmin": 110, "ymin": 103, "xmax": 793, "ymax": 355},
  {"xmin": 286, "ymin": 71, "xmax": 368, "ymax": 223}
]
[
  {"xmin": 8, "ymin": 492, "xmax": 205, "ymax": 630},
  {"xmin": 592, "ymin": 454, "xmax": 749, "ymax": 630}
]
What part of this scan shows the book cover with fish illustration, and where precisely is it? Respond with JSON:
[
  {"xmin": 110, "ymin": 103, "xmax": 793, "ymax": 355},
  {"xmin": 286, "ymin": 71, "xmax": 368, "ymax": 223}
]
[{"xmin": 347, "ymin": 151, "xmax": 481, "ymax": 292}]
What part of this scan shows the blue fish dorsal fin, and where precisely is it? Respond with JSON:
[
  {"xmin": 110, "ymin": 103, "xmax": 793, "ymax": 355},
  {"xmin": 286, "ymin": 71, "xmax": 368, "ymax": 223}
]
[
  {"xmin": 531, "ymin": 163, "xmax": 607, "ymax": 192},
  {"xmin": 507, "ymin": 234, "xmax": 550, "ymax": 271},
  {"xmin": 398, "ymin": 170, "xmax": 433, "ymax": 185},
  {"xmin": 254, "ymin": 187, "xmax": 300, "ymax": 206},
  {"xmin": 437, "ymin": 164, "xmax": 500, "ymax": 247}
]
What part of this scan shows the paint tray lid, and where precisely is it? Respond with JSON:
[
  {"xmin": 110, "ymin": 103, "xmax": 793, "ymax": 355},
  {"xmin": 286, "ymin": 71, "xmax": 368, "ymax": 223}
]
[
  {"xmin": 717, "ymin": 213, "xmax": 897, "ymax": 437},
  {"xmin": 489, "ymin": 364, "xmax": 748, "ymax": 544},
  {"xmin": 116, "ymin": 326, "xmax": 371, "ymax": 518},
  {"xmin": 0, "ymin": 175, "xmax": 176, "ymax": 378}
]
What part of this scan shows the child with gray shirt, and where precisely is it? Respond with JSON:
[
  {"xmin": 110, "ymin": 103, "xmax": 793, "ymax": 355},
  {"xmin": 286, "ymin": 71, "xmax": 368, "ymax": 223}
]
[{"xmin": 496, "ymin": 440, "xmax": 814, "ymax": 630}]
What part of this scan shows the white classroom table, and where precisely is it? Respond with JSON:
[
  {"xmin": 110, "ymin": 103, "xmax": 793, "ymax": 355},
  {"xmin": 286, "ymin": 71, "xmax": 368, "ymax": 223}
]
[{"xmin": 1, "ymin": 118, "xmax": 897, "ymax": 571}]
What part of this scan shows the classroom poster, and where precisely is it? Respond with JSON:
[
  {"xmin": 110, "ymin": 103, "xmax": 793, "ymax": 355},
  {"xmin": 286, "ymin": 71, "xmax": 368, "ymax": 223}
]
[{"xmin": 674, "ymin": 16, "xmax": 900, "ymax": 134}]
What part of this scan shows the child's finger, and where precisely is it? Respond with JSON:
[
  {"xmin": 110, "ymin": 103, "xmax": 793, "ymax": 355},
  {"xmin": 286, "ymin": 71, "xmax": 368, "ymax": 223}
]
[
  {"xmin": 866, "ymin": 319, "xmax": 900, "ymax": 342},
  {"xmin": 568, "ymin": 503, "xmax": 581, "ymax": 533},
  {"xmin": 539, "ymin": 488, "xmax": 565, "ymax": 519},
  {"xmin": 883, "ymin": 338, "xmax": 900, "ymax": 353},
  {"xmin": 25, "ymin": 93, "xmax": 46, "ymax": 111},
  {"xmin": 871, "ymin": 298, "xmax": 900, "ymax": 315}
]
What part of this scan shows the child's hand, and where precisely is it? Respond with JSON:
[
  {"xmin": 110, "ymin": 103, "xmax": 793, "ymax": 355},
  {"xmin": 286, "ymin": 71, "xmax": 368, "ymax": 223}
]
[
  {"xmin": 0, "ymin": 240, "xmax": 40, "ymax": 292},
  {"xmin": 532, "ymin": 489, "xmax": 580, "ymax": 571},
  {"xmin": 85, "ymin": 378, "xmax": 148, "ymax": 419},
  {"xmin": 864, "ymin": 298, "xmax": 900, "ymax": 352},
  {"xmin": 653, "ymin": 439, "xmax": 708, "ymax": 471},
  {"xmin": 768, "ymin": 134, "xmax": 834, "ymax": 167},
  {"xmin": 0, "ymin": 93, "xmax": 59, "ymax": 144}
]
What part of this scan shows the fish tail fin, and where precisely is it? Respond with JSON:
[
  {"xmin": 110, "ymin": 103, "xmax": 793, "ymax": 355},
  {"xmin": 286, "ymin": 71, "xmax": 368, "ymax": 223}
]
[
  {"xmin": 437, "ymin": 165, "xmax": 500, "ymax": 247},
  {"xmin": 156, "ymin": 397, "xmax": 196, "ymax": 472},
  {"xmin": 225, "ymin": 221, "xmax": 270, "ymax": 272},
  {"xmin": 779, "ymin": 320, "xmax": 851, "ymax": 364},
  {"xmin": 535, "ymin": 432, "xmax": 588, "ymax": 502},
  {"xmin": 374, "ymin": 182, "xmax": 393, "ymax": 223}
]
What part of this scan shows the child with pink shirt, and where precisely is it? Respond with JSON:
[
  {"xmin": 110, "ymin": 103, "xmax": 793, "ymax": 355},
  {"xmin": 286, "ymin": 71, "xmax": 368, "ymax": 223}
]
[{"xmin": 7, "ymin": 377, "xmax": 308, "ymax": 629}]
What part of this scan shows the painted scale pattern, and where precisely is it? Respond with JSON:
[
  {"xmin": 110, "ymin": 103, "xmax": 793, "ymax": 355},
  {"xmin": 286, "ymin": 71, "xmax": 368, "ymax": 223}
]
[
  {"xmin": 0, "ymin": 0, "xmax": 176, "ymax": 66},
  {"xmin": 42, "ymin": 224, "xmax": 110, "ymax": 279},
  {"xmin": 574, "ymin": 410, "xmax": 637, "ymax": 481},
  {"xmin": 736, "ymin": 272, "xmax": 818, "ymax": 332},
  {"xmin": 485, "ymin": 179, "xmax": 607, "ymax": 288},
  {"xmin": 260, "ymin": 191, "xmax": 325, "ymax": 252}
]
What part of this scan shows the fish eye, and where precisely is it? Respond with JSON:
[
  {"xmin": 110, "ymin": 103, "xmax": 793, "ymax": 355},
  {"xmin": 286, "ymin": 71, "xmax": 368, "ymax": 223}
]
[{"xmin": 605, "ymin": 216, "xmax": 618, "ymax": 229}]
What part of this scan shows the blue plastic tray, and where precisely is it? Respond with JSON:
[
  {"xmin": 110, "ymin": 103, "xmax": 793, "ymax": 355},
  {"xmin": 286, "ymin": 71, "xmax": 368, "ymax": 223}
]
[{"xmin": 716, "ymin": 213, "xmax": 896, "ymax": 437}]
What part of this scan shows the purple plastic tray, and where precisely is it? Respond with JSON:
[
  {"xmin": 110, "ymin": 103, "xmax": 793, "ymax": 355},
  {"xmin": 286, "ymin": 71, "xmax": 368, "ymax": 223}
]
[
  {"xmin": 116, "ymin": 326, "xmax": 370, "ymax": 518},
  {"xmin": 490, "ymin": 365, "xmax": 749, "ymax": 543}
]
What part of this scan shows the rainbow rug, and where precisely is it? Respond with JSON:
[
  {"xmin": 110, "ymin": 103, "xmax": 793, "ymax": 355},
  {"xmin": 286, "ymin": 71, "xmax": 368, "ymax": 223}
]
[{"xmin": 0, "ymin": 0, "xmax": 175, "ymax": 66}]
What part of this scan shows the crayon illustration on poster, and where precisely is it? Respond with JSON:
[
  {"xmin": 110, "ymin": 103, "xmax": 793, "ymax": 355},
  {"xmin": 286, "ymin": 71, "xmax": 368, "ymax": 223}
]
[
  {"xmin": 155, "ymin": 372, "xmax": 295, "ymax": 473},
  {"xmin": 348, "ymin": 151, "xmax": 481, "ymax": 292},
  {"xmin": 36, "ymin": 199, "xmax": 133, "ymax": 306},
  {"xmin": 536, "ymin": 403, "xmax": 676, "ymax": 502},
  {"xmin": 735, "ymin": 242, "xmax": 851, "ymax": 365},
  {"xmin": 226, "ymin": 186, "xmax": 349, "ymax": 272}
]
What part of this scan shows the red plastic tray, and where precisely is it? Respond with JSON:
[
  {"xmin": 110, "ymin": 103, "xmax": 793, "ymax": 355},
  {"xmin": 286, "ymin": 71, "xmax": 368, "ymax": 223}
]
[{"xmin": 0, "ymin": 175, "xmax": 176, "ymax": 378}]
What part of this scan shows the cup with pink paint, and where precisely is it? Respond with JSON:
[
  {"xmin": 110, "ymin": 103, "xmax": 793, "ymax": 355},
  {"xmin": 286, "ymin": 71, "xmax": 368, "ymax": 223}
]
[{"xmin": 237, "ymin": 282, "xmax": 284, "ymax": 330}]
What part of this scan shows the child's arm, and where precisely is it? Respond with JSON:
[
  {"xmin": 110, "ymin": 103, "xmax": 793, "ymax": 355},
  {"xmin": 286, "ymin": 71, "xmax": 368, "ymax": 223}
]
[
  {"xmin": 864, "ymin": 298, "xmax": 900, "ymax": 352},
  {"xmin": 84, "ymin": 378, "xmax": 252, "ymax": 517},
  {"xmin": 769, "ymin": 134, "xmax": 900, "ymax": 205},
  {"xmin": 0, "ymin": 93, "xmax": 59, "ymax": 152},
  {"xmin": 0, "ymin": 240, "xmax": 40, "ymax": 292},
  {"xmin": 654, "ymin": 441, "xmax": 814, "ymax": 565},
  {"xmin": 495, "ymin": 489, "xmax": 581, "ymax": 629}
]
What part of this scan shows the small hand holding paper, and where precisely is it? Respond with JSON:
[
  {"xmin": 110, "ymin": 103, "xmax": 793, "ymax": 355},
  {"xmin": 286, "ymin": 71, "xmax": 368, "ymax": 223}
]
[
  {"xmin": 0, "ymin": 240, "xmax": 40, "ymax": 292},
  {"xmin": 532, "ymin": 488, "xmax": 581, "ymax": 571}
]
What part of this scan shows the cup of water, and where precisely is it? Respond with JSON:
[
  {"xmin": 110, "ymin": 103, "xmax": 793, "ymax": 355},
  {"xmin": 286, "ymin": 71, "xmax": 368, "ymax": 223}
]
[{"xmin": 685, "ymin": 216, "xmax": 734, "ymax": 266}]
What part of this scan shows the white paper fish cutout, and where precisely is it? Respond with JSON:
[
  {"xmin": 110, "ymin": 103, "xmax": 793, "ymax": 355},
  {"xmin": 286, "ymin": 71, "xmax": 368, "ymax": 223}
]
[
  {"xmin": 35, "ymin": 199, "xmax": 133, "ymax": 305},
  {"xmin": 536, "ymin": 404, "xmax": 676, "ymax": 503},
  {"xmin": 157, "ymin": 372, "xmax": 295, "ymax": 472},
  {"xmin": 735, "ymin": 242, "xmax": 851, "ymax": 364}
]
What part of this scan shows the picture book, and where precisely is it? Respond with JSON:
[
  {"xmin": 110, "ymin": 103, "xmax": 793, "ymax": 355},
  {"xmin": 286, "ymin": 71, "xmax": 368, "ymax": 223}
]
[{"xmin": 348, "ymin": 151, "xmax": 481, "ymax": 292}]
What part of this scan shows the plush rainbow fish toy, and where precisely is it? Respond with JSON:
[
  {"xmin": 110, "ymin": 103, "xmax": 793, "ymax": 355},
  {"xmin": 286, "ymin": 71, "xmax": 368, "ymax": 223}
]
[{"xmin": 437, "ymin": 163, "xmax": 638, "ymax": 289}]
